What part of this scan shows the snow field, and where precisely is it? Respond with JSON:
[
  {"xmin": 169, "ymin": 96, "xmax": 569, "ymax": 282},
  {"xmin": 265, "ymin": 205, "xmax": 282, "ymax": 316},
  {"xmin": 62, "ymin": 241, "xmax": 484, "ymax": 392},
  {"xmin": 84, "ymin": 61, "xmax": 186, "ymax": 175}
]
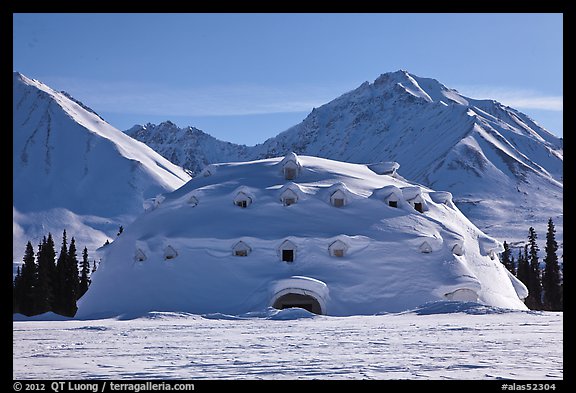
[{"xmin": 13, "ymin": 305, "xmax": 563, "ymax": 380}]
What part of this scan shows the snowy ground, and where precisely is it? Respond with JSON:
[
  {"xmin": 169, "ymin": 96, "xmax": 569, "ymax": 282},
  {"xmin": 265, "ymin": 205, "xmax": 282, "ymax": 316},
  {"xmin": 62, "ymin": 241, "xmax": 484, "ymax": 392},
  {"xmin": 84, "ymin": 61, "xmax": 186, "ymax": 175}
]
[{"xmin": 13, "ymin": 303, "xmax": 562, "ymax": 380}]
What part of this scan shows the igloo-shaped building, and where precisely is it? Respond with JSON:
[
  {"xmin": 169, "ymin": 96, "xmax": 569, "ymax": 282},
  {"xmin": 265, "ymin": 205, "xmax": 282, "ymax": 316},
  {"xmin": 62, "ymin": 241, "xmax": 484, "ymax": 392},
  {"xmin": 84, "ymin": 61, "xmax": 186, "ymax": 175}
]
[{"xmin": 77, "ymin": 155, "xmax": 528, "ymax": 318}]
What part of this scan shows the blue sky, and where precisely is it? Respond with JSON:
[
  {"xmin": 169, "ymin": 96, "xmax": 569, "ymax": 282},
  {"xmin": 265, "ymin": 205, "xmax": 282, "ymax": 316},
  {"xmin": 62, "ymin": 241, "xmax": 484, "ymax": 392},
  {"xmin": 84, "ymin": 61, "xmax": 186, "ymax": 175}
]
[{"xmin": 13, "ymin": 13, "xmax": 563, "ymax": 146}]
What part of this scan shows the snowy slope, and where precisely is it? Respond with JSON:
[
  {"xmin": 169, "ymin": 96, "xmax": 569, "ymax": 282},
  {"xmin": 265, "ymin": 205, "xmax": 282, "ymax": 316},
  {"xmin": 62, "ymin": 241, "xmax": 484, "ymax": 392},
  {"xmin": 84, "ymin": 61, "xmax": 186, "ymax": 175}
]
[
  {"xmin": 77, "ymin": 154, "xmax": 528, "ymax": 319},
  {"xmin": 125, "ymin": 70, "xmax": 562, "ymax": 249},
  {"xmin": 13, "ymin": 72, "xmax": 191, "ymax": 264}
]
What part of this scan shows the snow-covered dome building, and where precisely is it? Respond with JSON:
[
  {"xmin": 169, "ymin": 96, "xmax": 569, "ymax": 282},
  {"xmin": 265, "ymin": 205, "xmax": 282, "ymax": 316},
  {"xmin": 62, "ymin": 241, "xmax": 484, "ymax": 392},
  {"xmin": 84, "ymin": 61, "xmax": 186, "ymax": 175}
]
[{"xmin": 77, "ymin": 154, "xmax": 528, "ymax": 318}]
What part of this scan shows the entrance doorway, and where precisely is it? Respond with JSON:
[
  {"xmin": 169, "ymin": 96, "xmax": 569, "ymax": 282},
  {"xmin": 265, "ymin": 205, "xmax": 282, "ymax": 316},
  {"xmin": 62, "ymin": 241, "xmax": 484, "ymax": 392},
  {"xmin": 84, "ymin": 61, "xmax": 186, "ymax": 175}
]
[{"xmin": 272, "ymin": 293, "xmax": 322, "ymax": 314}]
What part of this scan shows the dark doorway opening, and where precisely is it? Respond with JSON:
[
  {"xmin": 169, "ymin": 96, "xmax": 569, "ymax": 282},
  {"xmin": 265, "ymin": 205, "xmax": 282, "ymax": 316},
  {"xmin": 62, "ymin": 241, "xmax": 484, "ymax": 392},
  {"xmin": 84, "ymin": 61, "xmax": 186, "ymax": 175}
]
[
  {"xmin": 282, "ymin": 249, "xmax": 294, "ymax": 262},
  {"xmin": 272, "ymin": 293, "xmax": 322, "ymax": 314},
  {"xmin": 389, "ymin": 200, "xmax": 398, "ymax": 208},
  {"xmin": 414, "ymin": 202, "xmax": 423, "ymax": 213}
]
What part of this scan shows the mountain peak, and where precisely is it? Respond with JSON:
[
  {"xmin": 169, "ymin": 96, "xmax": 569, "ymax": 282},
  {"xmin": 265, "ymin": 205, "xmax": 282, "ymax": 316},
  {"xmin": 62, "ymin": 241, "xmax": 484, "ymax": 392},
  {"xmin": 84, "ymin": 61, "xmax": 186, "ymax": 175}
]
[
  {"xmin": 13, "ymin": 72, "xmax": 191, "ymax": 262},
  {"xmin": 14, "ymin": 70, "xmax": 561, "ymax": 261}
]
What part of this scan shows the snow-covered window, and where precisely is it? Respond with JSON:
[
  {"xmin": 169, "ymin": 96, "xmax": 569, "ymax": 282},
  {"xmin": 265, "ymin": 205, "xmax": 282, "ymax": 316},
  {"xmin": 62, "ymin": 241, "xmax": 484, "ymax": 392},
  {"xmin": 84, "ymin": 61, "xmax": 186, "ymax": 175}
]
[
  {"xmin": 234, "ymin": 192, "xmax": 252, "ymax": 208},
  {"xmin": 232, "ymin": 241, "xmax": 251, "ymax": 257},
  {"xmin": 279, "ymin": 240, "xmax": 297, "ymax": 263},
  {"xmin": 444, "ymin": 288, "xmax": 478, "ymax": 302},
  {"xmin": 419, "ymin": 241, "xmax": 433, "ymax": 253},
  {"xmin": 331, "ymin": 189, "xmax": 347, "ymax": 208},
  {"xmin": 280, "ymin": 152, "xmax": 301, "ymax": 180},
  {"xmin": 188, "ymin": 196, "xmax": 199, "ymax": 207},
  {"xmin": 134, "ymin": 249, "xmax": 146, "ymax": 262},
  {"xmin": 329, "ymin": 240, "xmax": 348, "ymax": 257},
  {"xmin": 452, "ymin": 242, "xmax": 465, "ymax": 256},
  {"xmin": 164, "ymin": 245, "xmax": 178, "ymax": 260},
  {"xmin": 402, "ymin": 187, "xmax": 428, "ymax": 213},
  {"xmin": 280, "ymin": 188, "xmax": 299, "ymax": 206},
  {"xmin": 430, "ymin": 191, "xmax": 453, "ymax": 205},
  {"xmin": 200, "ymin": 165, "xmax": 216, "ymax": 178},
  {"xmin": 284, "ymin": 166, "xmax": 298, "ymax": 180}
]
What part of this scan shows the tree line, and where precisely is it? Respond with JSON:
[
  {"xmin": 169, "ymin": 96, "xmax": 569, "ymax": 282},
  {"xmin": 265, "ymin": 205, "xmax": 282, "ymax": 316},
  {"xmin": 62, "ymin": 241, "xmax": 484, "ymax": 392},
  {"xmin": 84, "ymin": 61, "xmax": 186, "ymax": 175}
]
[
  {"xmin": 500, "ymin": 218, "xmax": 562, "ymax": 311},
  {"xmin": 13, "ymin": 230, "xmax": 97, "ymax": 317}
]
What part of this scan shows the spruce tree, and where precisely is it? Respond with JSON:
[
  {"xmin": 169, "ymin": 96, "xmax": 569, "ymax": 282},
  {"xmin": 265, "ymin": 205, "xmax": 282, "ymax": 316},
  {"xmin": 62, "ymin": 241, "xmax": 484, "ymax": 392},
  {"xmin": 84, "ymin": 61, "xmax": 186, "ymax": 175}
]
[
  {"xmin": 542, "ymin": 218, "xmax": 562, "ymax": 310},
  {"xmin": 78, "ymin": 246, "xmax": 91, "ymax": 299},
  {"xmin": 45, "ymin": 233, "xmax": 57, "ymax": 307},
  {"xmin": 13, "ymin": 266, "xmax": 22, "ymax": 314},
  {"xmin": 18, "ymin": 241, "xmax": 38, "ymax": 316},
  {"xmin": 501, "ymin": 241, "xmax": 515, "ymax": 275},
  {"xmin": 516, "ymin": 247, "xmax": 529, "ymax": 289},
  {"xmin": 60, "ymin": 237, "xmax": 80, "ymax": 316},
  {"xmin": 35, "ymin": 235, "xmax": 56, "ymax": 314},
  {"xmin": 53, "ymin": 230, "xmax": 68, "ymax": 315},
  {"xmin": 525, "ymin": 227, "xmax": 543, "ymax": 310}
]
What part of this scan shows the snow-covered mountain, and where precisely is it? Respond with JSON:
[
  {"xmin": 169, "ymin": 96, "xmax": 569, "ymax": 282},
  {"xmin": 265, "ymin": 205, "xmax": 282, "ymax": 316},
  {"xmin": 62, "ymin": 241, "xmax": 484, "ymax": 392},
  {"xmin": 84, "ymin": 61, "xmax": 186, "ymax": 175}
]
[
  {"xmin": 77, "ymin": 153, "xmax": 528, "ymax": 319},
  {"xmin": 125, "ymin": 122, "xmax": 252, "ymax": 176},
  {"xmin": 125, "ymin": 70, "xmax": 563, "ymax": 248},
  {"xmin": 13, "ymin": 72, "xmax": 191, "ymax": 264}
]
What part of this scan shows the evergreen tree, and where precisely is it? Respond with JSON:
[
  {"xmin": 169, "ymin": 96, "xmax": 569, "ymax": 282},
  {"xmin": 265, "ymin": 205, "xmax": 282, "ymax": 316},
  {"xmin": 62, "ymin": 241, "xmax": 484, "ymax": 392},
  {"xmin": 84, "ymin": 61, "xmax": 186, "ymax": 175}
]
[
  {"xmin": 78, "ymin": 246, "xmax": 91, "ymax": 299},
  {"xmin": 92, "ymin": 260, "xmax": 98, "ymax": 273},
  {"xmin": 13, "ymin": 266, "xmax": 22, "ymax": 314},
  {"xmin": 117, "ymin": 225, "xmax": 123, "ymax": 236},
  {"xmin": 40, "ymin": 233, "xmax": 58, "ymax": 311},
  {"xmin": 516, "ymin": 246, "xmax": 529, "ymax": 289},
  {"xmin": 59, "ymin": 237, "xmax": 80, "ymax": 316},
  {"xmin": 35, "ymin": 235, "xmax": 57, "ymax": 314},
  {"xmin": 501, "ymin": 241, "xmax": 515, "ymax": 275},
  {"xmin": 53, "ymin": 230, "xmax": 68, "ymax": 315},
  {"xmin": 542, "ymin": 218, "xmax": 562, "ymax": 310},
  {"xmin": 18, "ymin": 241, "xmax": 38, "ymax": 316},
  {"xmin": 525, "ymin": 227, "xmax": 543, "ymax": 310}
]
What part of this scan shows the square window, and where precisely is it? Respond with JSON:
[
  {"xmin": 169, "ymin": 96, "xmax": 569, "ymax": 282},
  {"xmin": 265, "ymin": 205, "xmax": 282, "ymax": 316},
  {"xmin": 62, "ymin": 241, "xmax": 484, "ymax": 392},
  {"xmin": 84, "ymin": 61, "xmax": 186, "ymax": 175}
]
[
  {"xmin": 282, "ymin": 249, "xmax": 294, "ymax": 262},
  {"xmin": 333, "ymin": 198, "xmax": 344, "ymax": 207},
  {"xmin": 285, "ymin": 168, "xmax": 296, "ymax": 180}
]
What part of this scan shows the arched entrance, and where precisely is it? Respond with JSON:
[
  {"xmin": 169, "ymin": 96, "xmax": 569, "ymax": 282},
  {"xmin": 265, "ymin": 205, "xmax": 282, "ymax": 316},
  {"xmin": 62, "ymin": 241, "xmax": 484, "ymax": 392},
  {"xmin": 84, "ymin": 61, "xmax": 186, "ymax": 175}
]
[
  {"xmin": 272, "ymin": 292, "xmax": 322, "ymax": 314},
  {"xmin": 270, "ymin": 276, "xmax": 329, "ymax": 315}
]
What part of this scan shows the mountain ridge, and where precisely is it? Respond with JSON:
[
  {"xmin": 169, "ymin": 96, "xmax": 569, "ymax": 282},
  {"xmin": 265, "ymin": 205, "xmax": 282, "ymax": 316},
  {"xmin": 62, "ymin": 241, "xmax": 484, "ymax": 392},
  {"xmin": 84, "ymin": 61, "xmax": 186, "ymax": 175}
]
[
  {"xmin": 124, "ymin": 70, "xmax": 562, "ymax": 247},
  {"xmin": 13, "ymin": 72, "xmax": 191, "ymax": 263}
]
